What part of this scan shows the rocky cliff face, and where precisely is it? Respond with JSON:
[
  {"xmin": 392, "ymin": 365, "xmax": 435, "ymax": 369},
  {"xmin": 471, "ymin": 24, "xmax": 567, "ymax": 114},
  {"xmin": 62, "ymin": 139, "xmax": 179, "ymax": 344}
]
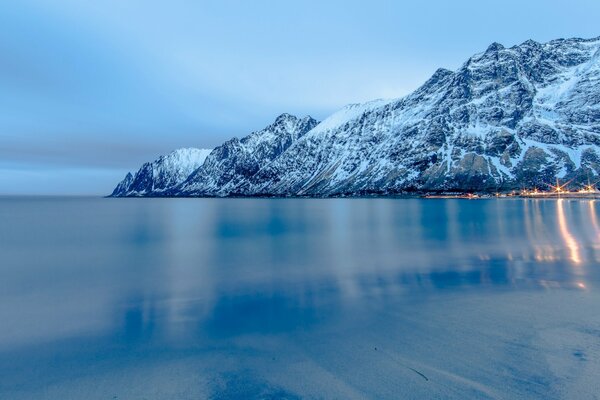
[
  {"xmin": 174, "ymin": 114, "xmax": 319, "ymax": 196},
  {"xmin": 112, "ymin": 37, "xmax": 600, "ymax": 197},
  {"xmin": 237, "ymin": 37, "xmax": 600, "ymax": 195},
  {"xmin": 111, "ymin": 148, "xmax": 212, "ymax": 196}
]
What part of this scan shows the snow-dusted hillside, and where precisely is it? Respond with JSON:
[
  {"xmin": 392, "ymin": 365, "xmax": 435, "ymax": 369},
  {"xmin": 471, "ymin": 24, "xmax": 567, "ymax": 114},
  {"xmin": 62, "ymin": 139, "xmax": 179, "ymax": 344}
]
[
  {"xmin": 112, "ymin": 36, "xmax": 600, "ymax": 197},
  {"xmin": 111, "ymin": 148, "xmax": 212, "ymax": 196},
  {"xmin": 173, "ymin": 113, "xmax": 319, "ymax": 196},
  {"xmin": 236, "ymin": 37, "xmax": 600, "ymax": 195}
]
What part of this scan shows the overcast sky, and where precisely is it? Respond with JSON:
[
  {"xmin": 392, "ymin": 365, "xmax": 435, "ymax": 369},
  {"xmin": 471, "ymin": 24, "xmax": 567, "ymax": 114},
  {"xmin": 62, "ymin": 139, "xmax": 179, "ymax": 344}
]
[{"xmin": 1, "ymin": 0, "xmax": 599, "ymax": 194}]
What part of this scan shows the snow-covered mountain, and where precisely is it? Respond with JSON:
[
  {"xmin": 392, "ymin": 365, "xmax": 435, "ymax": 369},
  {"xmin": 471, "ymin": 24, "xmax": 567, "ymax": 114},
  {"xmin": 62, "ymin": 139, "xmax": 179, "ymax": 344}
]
[
  {"xmin": 174, "ymin": 114, "xmax": 319, "ymax": 196},
  {"xmin": 112, "ymin": 36, "xmax": 600, "ymax": 197},
  {"xmin": 111, "ymin": 148, "xmax": 212, "ymax": 196}
]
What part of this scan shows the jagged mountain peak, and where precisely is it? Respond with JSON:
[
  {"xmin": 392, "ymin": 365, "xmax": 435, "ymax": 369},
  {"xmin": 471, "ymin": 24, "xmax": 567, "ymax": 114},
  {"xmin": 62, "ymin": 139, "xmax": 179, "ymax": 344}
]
[
  {"xmin": 418, "ymin": 68, "xmax": 455, "ymax": 93},
  {"xmin": 157, "ymin": 147, "xmax": 212, "ymax": 164},
  {"xmin": 265, "ymin": 113, "xmax": 319, "ymax": 135},
  {"xmin": 519, "ymin": 39, "xmax": 540, "ymax": 47},
  {"xmin": 112, "ymin": 36, "xmax": 600, "ymax": 197},
  {"xmin": 168, "ymin": 113, "xmax": 319, "ymax": 196},
  {"xmin": 273, "ymin": 112, "xmax": 298, "ymax": 124},
  {"xmin": 549, "ymin": 36, "xmax": 600, "ymax": 45},
  {"xmin": 485, "ymin": 42, "xmax": 505, "ymax": 53},
  {"xmin": 240, "ymin": 114, "xmax": 319, "ymax": 148},
  {"xmin": 236, "ymin": 36, "xmax": 600, "ymax": 195},
  {"xmin": 111, "ymin": 148, "xmax": 212, "ymax": 196},
  {"xmin": 431, "ymin": 67, "xmax": 454, "ymax": 78}
]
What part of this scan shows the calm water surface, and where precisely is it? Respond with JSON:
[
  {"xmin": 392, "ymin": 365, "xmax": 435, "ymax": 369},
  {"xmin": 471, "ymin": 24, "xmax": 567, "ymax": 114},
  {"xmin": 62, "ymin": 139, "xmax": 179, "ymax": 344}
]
[{"xmin": 0, "ymin": 197, "xmax": 599, "ymax": 399}]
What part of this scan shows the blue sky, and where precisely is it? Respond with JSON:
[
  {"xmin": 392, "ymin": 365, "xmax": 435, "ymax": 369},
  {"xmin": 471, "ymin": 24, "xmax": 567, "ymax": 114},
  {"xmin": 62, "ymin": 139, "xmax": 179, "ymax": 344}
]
[{"xmin": 1, "ymin": 0, "xmax": 599, "ymax": 194}]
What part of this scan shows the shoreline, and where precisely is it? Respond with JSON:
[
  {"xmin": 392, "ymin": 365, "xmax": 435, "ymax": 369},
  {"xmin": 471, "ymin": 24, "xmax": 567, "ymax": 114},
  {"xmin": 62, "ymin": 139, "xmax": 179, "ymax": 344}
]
[{"xmin": 104, "ymin": 191, "xmax": 600, "ymax": 200}]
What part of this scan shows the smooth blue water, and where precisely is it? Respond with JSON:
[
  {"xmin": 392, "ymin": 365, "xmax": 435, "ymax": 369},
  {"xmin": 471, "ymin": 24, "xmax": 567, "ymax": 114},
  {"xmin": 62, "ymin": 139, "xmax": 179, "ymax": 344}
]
[{"xmin": 1, "ymin": 197, "xmax": 599, "ymax": 399}]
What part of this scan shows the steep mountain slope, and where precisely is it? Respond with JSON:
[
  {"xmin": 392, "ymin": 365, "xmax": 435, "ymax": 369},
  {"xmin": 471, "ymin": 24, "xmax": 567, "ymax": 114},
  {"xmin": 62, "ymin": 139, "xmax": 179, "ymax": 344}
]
[
  {"xmin": 173, "ymin": 114, "xmax": 319, "ymax": 195},
  {"xmin": 111, "ymin": 36, "xmax": 600, "ymax": 197},
  {"xmin": 111, "ymin": 148, "xmax": 212, "ymax": 196},
  {"xmin": 236, "ymin": 37, "xmax": 600, "ymax": 195}
]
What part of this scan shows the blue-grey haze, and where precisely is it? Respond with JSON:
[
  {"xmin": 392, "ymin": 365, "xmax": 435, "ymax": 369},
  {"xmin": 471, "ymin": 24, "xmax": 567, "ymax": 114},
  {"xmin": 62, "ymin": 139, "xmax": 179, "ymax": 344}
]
[{"xmin": 1, "ymin": 0, "xmax": 600, "ymax": 194}]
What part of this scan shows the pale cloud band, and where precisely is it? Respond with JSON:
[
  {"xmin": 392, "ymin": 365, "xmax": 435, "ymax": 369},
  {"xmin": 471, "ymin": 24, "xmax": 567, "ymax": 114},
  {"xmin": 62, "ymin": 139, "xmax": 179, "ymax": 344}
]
[{"xmin": 1, "ymin": 0, "xmax": 599, "ymax": 194}]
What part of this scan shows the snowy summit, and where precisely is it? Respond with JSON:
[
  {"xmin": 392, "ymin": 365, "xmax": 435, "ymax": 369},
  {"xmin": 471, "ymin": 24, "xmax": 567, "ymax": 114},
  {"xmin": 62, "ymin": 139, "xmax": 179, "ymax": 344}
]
[
  {"xmin": 111, "ymin": 148, "xmax": 212, "ymax": 196},
  {"xmin": 112, "ymin": 36, "xmax": 600, "ymax": 197}
]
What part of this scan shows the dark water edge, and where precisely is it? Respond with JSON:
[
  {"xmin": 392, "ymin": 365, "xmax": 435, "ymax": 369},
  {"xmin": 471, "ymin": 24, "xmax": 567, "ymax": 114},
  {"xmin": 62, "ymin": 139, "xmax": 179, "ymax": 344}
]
[
  {"xmin": 106, "ymin": 192, "xmax": 490, "ymax": 199},
  {"xmin": 1, "ymin": 197, "xmax": 599, "ymax": 399}
]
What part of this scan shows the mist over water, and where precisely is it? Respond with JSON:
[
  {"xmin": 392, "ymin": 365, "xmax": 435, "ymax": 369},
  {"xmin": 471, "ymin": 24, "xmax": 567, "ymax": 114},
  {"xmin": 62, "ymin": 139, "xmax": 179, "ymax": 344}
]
[{"xmin": 1, "ymin": 198, "xmax": 599, "ymax": 399}]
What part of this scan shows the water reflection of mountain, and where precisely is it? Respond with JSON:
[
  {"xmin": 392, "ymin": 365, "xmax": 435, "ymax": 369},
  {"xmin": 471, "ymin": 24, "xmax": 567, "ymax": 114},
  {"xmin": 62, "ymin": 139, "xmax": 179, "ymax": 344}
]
[
  {"xmin": 3, "ymin": 198, "xmax": 600, "ymax": 399},
  {"xmin": 111, "ymin": 199, "xmax": 600, "ymax": 344}
]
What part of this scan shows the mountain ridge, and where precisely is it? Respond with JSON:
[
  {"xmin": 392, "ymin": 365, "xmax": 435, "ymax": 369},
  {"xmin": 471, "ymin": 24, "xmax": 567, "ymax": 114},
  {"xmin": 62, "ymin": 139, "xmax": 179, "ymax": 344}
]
[
  {"xmin": 111, "ymin": 36, "xmax": 600, "ymax": 197},
  {"xmin": 111, "ymin": 148, "xmax": 212, "ymax": 196}
]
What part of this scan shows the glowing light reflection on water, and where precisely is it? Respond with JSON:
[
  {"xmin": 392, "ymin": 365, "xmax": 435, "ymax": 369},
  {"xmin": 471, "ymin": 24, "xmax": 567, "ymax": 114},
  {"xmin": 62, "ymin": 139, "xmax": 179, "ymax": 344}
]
[{"xmin": 1, "ymin": 197, "xmax": 599, "ymax": 399}]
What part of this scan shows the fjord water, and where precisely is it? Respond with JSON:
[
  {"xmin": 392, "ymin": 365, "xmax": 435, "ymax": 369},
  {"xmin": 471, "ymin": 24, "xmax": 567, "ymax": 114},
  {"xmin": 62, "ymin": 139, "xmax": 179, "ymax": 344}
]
[{"xmin": 1, "ymin": 198, "xmax": 599, "ymax": 399}]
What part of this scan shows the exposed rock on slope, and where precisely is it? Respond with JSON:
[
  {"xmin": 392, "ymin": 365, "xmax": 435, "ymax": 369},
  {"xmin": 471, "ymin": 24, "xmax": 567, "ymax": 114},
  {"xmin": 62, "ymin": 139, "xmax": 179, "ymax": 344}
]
[
  {"xmin": 112, "ymin": 37, "xmax": 600, "ymax": 197},
  {"xmin": 111, "ymin": 148, "xmax": 212, "ymax": 196},
  {"xmin": 174, "ymin": 114, "xmax": 319, "ymax": 196},
  {"xmin": 238, "ymin": 37, "xmax": 600, "ymax": 195}
]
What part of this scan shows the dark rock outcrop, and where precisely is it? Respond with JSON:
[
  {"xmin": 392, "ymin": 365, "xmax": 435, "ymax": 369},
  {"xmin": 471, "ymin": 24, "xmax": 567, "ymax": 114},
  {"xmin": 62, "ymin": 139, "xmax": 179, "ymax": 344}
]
[{"xmin": 112, "ymin": 37, "xmax": 600, "ymax": 197}]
